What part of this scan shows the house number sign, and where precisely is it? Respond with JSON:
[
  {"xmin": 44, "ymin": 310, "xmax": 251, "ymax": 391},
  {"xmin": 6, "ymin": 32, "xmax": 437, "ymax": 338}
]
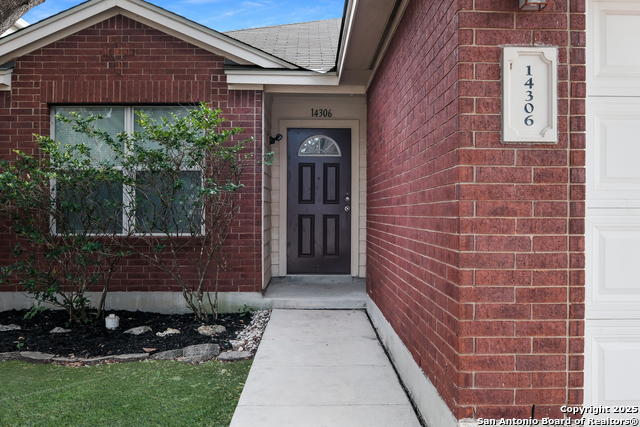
[
  {"xmin": 311, "ymin": 109, "xmax": 332, "ymax": 118},
  {"xmin": 502, "ymin": 47, "xmax": 558, "ymax": 143}
]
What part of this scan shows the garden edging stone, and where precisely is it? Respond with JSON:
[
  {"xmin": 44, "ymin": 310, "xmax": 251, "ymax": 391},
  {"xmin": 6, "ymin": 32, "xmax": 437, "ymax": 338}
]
[
  {"xmin": 0, "ymin": 352, "xmax": 20, "ymax": 361},
  {"xmin": 1, "ymin": 309, "xmax": 271, "ymax": 366},
  {"xmin": 2, "ymin": 347, "xmax": 250, "ymax": 365},
  {"xmin": 20, "ymin": 351, "xmax": 54, "ymax": 363}
]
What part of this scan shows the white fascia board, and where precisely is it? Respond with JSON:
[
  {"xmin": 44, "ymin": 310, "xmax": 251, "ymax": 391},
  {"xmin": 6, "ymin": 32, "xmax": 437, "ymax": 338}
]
[
  {"xmin": 0, "ymin": 0, "xmax": 295, "ymax": 69},
  {"xmin": 264, "ymin": 84, "xmax": 366, "ymax": 94},
  {"xmin": 336, "ymin": 0, "xmax": 358, "ymax": 80},
  {"xmin": 226, "ymin": 70, "xmax": 340, "ymax": 86},
  {"xmin": 0, "ymin": 69, "xmax": 12, "ymax": 91}
]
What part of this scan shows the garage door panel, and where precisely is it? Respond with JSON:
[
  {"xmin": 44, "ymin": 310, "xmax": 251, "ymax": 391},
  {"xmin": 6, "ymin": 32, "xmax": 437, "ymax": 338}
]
[
  {"xmin": 588, "ymin": 98, "xmax": 640, "ymax": 207},
  {"xmin": 589, "ymin": 0, "xmax": 640, "ymax": 96},
  {"xmin": 587, "ymin": 212, "xmax": 640, "ymax": 318},
  {"xmin": 587, "ymin": 0, "xmax": 640, "ymax": 409},
  {"xmin": 586, "ymin": 321, "xmax": 640, "ymax": 408}
]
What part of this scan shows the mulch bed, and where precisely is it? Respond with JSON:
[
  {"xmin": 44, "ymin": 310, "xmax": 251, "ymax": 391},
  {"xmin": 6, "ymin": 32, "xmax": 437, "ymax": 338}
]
[{"xmin": 0, "ymin": 309, "xmax": 252, "ymax": 359}]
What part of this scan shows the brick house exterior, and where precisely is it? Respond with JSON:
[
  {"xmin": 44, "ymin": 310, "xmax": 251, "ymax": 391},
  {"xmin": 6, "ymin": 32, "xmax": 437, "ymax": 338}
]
[
  {"xmin": 367, "ymin": 0, "xmax": 585, "ymax": 420},
  {"xmin": 0, "ymin": 15, "xmax": 263, "ymax": 294},
  {"xmin": 3, "ymin": 0, "xmax": 637, "ymax": 424}
]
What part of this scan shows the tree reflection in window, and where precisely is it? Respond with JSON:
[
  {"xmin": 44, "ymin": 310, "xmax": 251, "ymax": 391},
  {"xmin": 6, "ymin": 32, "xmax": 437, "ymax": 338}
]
[{"xmin": 298, "ymin": 135, "xmax": 341, "ymax": 157}]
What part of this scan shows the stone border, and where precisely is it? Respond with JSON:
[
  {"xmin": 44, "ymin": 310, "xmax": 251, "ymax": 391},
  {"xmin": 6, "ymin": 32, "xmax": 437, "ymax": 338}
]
[
  {"xmin": 0, "ymin": 346, "xmax": 252, "ymax": 366},
  {"xmin": 0, "ymin": 310, "xmax": 271, "ymax": 367}
]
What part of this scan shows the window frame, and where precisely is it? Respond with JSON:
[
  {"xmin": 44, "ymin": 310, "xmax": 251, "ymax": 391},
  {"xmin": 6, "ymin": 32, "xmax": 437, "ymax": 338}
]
[{"xmin": 50, "ymin": 105, "xmax": 204, "ymax": 236}]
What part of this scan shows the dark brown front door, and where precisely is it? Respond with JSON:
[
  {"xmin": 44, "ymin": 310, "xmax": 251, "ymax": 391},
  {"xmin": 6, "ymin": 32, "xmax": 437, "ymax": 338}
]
[{"xmin": 287, "ymin": 128, "xmax": 351, "ymax": 274}]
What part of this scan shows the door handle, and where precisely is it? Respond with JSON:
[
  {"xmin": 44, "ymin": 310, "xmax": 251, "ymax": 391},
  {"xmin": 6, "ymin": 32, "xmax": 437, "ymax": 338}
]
[{"xmin": 344, "ymin": 206, "xmax": 350, "ymax": 212}]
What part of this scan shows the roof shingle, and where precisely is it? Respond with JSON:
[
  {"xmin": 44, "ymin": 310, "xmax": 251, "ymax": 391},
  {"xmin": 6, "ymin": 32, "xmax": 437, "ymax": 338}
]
[{"xmin": 224, "ymin": 18, "xmax": 341, "ymax": 73}]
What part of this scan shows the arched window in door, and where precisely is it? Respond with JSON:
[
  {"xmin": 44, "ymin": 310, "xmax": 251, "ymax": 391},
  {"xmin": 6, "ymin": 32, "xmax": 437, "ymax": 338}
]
[{"xmin": 297, "ymin": 135, "xmax": 342, "ymax": 156}]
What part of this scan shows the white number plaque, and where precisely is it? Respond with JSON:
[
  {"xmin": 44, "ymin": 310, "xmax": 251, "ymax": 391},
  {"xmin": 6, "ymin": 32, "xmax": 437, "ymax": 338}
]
[{"xmin": 502, "ymin": 46, "xmax": 558, "ymax": 143}]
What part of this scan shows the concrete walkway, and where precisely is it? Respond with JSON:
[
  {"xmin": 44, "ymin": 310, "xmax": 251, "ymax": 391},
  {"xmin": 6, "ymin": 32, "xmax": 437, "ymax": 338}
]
[{"xmin": 230, "ymin": 309, "xmax": 422, "ymax": 427}]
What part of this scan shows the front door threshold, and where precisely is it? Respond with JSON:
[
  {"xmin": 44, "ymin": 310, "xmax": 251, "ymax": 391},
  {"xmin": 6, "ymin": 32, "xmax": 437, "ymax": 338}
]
[
  {"xmin": 262, "ymin": 276, "xmax": 366, "ymax": 309},
  {"xmin": 279, "ymin": 275, "xmax": 359, "ymax": 284}
]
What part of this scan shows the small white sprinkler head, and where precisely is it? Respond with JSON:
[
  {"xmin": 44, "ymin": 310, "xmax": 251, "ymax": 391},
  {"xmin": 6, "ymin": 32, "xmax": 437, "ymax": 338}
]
[{"xmin": 105, "ymin": 314, "xmax": 119, "ymax": 330}]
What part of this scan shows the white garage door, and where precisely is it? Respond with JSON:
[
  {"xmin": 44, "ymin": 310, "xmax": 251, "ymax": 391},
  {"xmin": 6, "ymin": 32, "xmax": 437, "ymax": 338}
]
[{"xmin": 586, "ymin": 0, "xmax": 640, "ymax": 410}]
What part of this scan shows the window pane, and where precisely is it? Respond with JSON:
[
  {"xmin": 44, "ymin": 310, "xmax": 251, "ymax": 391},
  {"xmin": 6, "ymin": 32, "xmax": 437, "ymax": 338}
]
[
  {"xmin": 135, "ymin": 171, "xmax": 202, "ymax": 233},
  {"xmin": 57, "ymin": 178, "xmax": 123, "ymax": 234},
  {"xmin": 55, "ymin": 107, "xmax": 125, "ymax": 164},
  {"xmin": 298, "ymin": 136, "xmax": 341, "ymax": 156}
]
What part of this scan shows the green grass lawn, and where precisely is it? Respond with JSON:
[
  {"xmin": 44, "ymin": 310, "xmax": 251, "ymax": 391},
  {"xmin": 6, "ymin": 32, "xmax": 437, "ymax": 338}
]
[{"xmin": 0, "ymin": 359, "xmax": 252, "ymax": 427}]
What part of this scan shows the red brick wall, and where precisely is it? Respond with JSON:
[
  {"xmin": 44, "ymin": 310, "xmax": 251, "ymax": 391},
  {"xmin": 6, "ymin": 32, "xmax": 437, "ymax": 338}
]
[
  {"xmin": 367, "ymin": 0, "xmax": 585, "ymax": 421},
  {"xmin": 0, "ymin": 15, "xmax": 263, "ymax": 293}
]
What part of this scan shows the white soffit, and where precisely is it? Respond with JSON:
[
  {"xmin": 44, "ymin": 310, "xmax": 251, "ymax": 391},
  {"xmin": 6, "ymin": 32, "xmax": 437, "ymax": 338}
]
[
  {"xmin": 337, "ymin": 0, "xmax": 409, "ymax": 88},
  {"xmin": 0, "ymin": 0, "xmax": 297, "ymax": 69}
]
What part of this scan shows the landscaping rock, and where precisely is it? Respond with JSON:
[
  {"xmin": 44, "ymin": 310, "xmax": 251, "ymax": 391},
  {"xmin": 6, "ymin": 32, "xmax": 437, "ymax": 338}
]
[
  {"xmin": 20, "ymin": 351, "xmax": 54, "ymax": 363},
  {"xmin": 113, "ymin": 353, "xmax": 149, "ymax": 362},
  {"xmin": 0, "ymin": 352, "xmax": 20, "ymax": 361},
  {"xmin": 197, "ymin": 325, "xmax": 226, "ymax": 336},
  {"xmin": 156, "ymin": 328, "xmax": 181, "ymax": 337},
  {"xmin": 124, "ymin": 326, "xmax": 152, "ymax": 335},
  {"xmin": 51, "ymin": 354, "xmax": 149, "ymax": 365},
  {"xmin": 234, "ymin": 310, "xmax": 271, "ymax": 353},
  {"xmin": 79, "ymin": 356, "xmax": 114, "ymax": 366},
  {"xmin": 181, "ymin": 343, "xmax": 220, "ymax": 364},
  {"xmin": 0, "ymin": 324, "xmax": 21, "ymax": 332},
  {"xmin": 0, "ymin": 310, "xmax": 270, "ymax": 366},
  {"xmin": 152, "ymin": 349, "xmax": 184, "ymax": 360},
  {"xmin": 229, "ymin": 340, "xmax": 245, "ymax": 351},
  {"xmin": 217, "ymin": 350, "xmax": 251, "ymax": 362},
  {"xmin": 51, "ymin": 357, "xmax": 80, "ymax": 364}
]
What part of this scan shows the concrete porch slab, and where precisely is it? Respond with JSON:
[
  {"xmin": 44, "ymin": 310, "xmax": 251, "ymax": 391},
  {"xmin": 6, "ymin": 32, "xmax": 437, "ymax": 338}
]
[{"xmin": 261, "ymin": 276, "xmax": 366, "ymax": 309}]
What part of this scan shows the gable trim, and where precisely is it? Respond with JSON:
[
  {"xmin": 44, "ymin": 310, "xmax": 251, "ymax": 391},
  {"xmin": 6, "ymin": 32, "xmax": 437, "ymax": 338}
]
[{"xmin": 0, "ymin": 0, "xmax": 297, "ymax": 70}]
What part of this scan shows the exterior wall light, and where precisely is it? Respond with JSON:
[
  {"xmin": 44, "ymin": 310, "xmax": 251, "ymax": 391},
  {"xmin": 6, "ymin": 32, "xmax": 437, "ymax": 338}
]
[
  {"xmin": 269, "ymin": 133, "xmax": 283, "ymax": 144},
  {"xmin": 519, "ymin": 0, "xmax": 548, "ymax": 10}
]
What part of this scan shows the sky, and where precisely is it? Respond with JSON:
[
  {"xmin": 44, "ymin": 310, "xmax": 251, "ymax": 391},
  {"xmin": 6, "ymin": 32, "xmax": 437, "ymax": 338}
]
[{"xmin": 21, "ymin": 0, "xmax": 345, "ymax": 32}]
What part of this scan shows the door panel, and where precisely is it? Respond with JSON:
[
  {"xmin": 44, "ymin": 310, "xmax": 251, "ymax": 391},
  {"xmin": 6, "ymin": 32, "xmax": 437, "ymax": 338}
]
[
  {"xmin": 587, "ymin": 211, "xmax": 640, "ymax": 318},
  {"xmin": 586, "ymin": 320, "xmax": 640, "ymax": 409},
  {"xmin": 588, "ymin": 0, "xmax": 640, "ymax": 96},
  {"xmin": 287, "ymin": 129, "xmax": 351, "ymax": 274},
  {"xmin": 298, "ymin": 164, "xmax": 315, "ymax": 203},
  {"xmin": 588, "ymin": 98, "xmax": 640, "ymax": 206}
]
